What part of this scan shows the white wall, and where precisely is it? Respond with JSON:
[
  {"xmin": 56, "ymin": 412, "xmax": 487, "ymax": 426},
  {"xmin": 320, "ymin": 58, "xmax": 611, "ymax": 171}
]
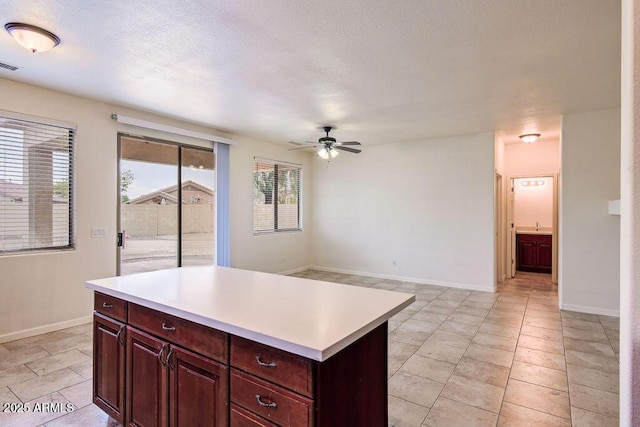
[
  {"xmin": 0, "ymin": 78, "xmax": 311, "ymax": 341},
  {"xmin": 310, "ymin": 132, "xmax": 496, "ymax": 291},
  {"xmin": 560, "ymin": 108, "xmax": 621, "ymax": 316},
  {"xmin": 494, "ymin": 135, "xmax": 505, "ymax": 176},
  {"xmin": 504, "ymin": 140, "xmax": 560, "ymax": 177},
  {"xmin": 620, "ymin": 1, "xmax": 640, "ymax": 423},
  {"xmin": 513, "ymin": 177, "xmax": 553, "ymax": 229},
  {"xmin": 228, "ymin": 135, "xmax": 312, "ymax": 274}
]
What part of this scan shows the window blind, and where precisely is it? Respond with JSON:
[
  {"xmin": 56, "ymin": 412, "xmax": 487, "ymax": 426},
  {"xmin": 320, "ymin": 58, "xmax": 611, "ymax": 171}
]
[
  {"xmin": 253, "ymin": 159, "xmax": 301, "ymax": 233},
  {"xmin": 0, "ymin": 114, "xmax": 75, "ymax": 252}
]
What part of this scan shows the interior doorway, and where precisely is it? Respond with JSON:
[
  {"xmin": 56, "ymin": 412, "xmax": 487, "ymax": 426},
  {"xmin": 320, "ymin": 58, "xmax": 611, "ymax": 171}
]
[
  {"xmin": 507, "ymin": 174, "xmax": 558, "ymax": 283},
  {"xmin": 117, "ymin": 134, "xmax": 215, "ymax": 275}
]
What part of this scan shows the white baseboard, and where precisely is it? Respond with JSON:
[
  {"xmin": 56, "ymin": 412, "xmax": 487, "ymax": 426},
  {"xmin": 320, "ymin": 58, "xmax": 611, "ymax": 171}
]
[
  {"xmin": 0, "ymin": 316, "xmax": 93, "ymax": 344},
  {"xmin": 560, "ymin": 303, "xmax": 620, "ymax": 317},
  {"xmin": 308, "ymin": 265, "xmax": 495, "ymax": 293}
]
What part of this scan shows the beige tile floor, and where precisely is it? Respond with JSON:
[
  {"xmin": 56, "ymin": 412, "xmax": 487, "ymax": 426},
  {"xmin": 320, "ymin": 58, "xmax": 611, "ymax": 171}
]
[
  {"xmin": 292, "ymin": 270, "xmax": 620, "ymax": 427},
  {"xmin": 0, "ymin": 271, "xmax": 619, "ymax": 426}
]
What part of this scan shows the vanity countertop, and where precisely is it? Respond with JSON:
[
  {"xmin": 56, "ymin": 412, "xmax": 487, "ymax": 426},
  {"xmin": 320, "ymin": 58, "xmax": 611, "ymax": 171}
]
[{"xmin": 516, "ymin": 230, "xmax": 552, "ymax": 235}]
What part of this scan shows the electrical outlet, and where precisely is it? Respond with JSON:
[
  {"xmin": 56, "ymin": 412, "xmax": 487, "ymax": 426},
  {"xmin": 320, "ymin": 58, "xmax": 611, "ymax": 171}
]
[
  {"xmin": 91, "ymin": 227, "xmax": 107, "ymax": 238},
  {"xmin": 392, "ymin": 259, "xmax": 398, "ymax": 267},
  {"xmin": 280, "ymin": 257, "xmax": 286, "ymax": 264}
]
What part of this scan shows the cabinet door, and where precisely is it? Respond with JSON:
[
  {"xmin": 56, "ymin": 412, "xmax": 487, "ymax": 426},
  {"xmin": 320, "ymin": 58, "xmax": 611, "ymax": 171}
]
[
  {"xmin": 537, "ymin": 236, "xmax": 553, "ymax": 273},
  {"xmin": 517, "ymin": 236, "xmax": 538, "ymax": 271},
  {"xmin": 127, "ymin": 327, "xmax": 169, "ymax": 427},
  {"xmin": 168, "ymin": 345, "xmax": 228, "ymax": 427},
  {"xmin": 93, "ymin": 313, "xmax": 126, "ymax": 425}
]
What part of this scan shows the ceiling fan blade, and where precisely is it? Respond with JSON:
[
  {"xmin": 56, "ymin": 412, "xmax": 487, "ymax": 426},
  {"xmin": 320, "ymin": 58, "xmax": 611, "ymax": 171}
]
[
  {"xmin": 335, "ymin": 146, "xmax": 361, "ymax": 154},
  {"xmin": 288, "ymin": 146, "xmax": 316, "ymax": 151},
  {"xmin": 337, "ymin": 141, "xmax": 361, "ymax": 146}
]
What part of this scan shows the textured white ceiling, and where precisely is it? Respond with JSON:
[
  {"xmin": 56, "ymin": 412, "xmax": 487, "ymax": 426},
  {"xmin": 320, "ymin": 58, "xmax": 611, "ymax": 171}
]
[{"xmin": 0, "ymin": 1, "xmax": 621, "ymax": 146}]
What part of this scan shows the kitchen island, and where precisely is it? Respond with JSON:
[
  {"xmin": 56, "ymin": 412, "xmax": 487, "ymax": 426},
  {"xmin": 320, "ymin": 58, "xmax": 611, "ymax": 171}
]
[{"xmin": 86, "ymin": 266, "xmax": 414, "ymax": 426}]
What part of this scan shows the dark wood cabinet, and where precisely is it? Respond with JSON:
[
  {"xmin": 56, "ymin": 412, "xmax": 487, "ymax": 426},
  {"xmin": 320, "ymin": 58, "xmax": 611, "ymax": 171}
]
[
  {"xmin": 229, "ymin": 323, "xmax": 388, "ymax": 427},
  {"xmin": 169, "ymin": 345, "xmax": 228, "ymax": 426},
  {"xmin": 125, "ymin": 326, "xmax": 228, "ymax": 427},
  {"xmin": 94, "ymin": 292, "xmax": 389, "ymax": 426},
  {"xmin": 517, "ymin": 233, "xmax": 552, "ymax": 273},
  {"xmin": 94, "ymin": 294, "xmax": 228, "ymax": 427},
  {"xmin": 93, "ymin": 312, "xmax": 126, "ymax": 425},
  {"xmin": 126, "ymin": 327, "xmax": 168, "ymax": 427},
  {"xmin": 230, "ymin": 403, "xmax": 279, "ymax": 426}
]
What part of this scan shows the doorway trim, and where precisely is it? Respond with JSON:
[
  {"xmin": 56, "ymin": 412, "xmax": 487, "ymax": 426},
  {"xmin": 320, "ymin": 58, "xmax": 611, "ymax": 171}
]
[
  {"xmin": 506, "ymin": 173, "xmax": 559, "ymax": 284},
  {"xmin": 495, "ymin": 172, "xmax": 505, "ymax": 286}
]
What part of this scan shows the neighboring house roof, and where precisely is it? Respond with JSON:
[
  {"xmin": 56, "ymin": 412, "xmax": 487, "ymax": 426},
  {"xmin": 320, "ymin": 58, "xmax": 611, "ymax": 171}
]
[
  {"xmin": 0, "ymin": 179, "xmax": 25, "ymax": 200},
  {"xmin": 0, "ymin": 179, "xmax": 68, "ymax": 203},
  {"xmin": 128, "ymin": 180, "xmax": 214, "ymax": 204}
]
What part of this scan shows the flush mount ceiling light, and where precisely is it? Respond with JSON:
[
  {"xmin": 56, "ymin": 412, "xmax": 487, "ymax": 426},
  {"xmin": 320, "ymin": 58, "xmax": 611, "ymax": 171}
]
[
  {"xmin": 519, "ymin": 133, "xmax": 541, "ymax": 144},
  {"xmin": 5, "ymin": 22, "xmax": 60, "ymax": 53}
]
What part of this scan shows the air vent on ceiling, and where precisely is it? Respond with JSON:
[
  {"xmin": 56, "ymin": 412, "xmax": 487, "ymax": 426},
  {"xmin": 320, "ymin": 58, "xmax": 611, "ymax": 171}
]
[{"xmin": 0, "ymin": 61, "xmax": 19, "ymax": 71}]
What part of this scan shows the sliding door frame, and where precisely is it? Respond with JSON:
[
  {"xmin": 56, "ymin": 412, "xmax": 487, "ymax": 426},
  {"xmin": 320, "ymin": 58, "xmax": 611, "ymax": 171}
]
[{"xmin": 116, "ymin": 133, "xmax": 214, "ymax": 275}]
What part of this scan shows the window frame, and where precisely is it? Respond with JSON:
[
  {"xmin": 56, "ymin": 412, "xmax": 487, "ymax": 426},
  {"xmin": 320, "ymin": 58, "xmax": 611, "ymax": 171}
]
[
  {"xmin": 0, "ymin": 111, "xmax": 76, "ymax": 254},
  {"xmin": 252, "ymin": 158, "xmax": 302, "ymax": 234}
]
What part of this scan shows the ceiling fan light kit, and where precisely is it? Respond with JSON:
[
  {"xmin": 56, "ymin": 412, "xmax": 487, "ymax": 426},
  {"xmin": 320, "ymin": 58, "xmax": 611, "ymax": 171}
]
[
  {"xmin": 317, "ymin": 147, "xmax": 339, "ymax": 160},
  {"xmin": 290, "ymin": 126, "xmax": 362, "ymax": 160}
]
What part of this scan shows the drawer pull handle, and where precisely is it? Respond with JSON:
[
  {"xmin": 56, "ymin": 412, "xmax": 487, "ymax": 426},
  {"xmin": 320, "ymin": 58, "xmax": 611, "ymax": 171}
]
[
  {"xmin": 162, "ymin": 323, "xmax": 176, "ymax": 331},
  {"xmin": 255, "ymin": 356, "xmax": 277, "ymax": 368},
  {"xmin": 255, "ymin": 395, "xmax": 277, "ymax": 408},
  {"xmin": 102, "ymin": 302, "xmax": 114, "ymax": 309}
]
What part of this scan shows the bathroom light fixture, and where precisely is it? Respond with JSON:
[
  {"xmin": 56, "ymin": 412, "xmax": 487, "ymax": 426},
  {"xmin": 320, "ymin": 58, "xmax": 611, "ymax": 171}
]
[
  {"xmin": 5, "ymin": 22, "xmax": 60, "ymax": 53},
  {"xmin": 521, "ymin": 180, "xmax": 545, "ymax": 187},
  {"xmin": 519, "ymin": 133, "xmax": 541, "ymax": 144},
  {"xmin": 317, "ymin": 146, "xmax": 339, "ymax": 160}
]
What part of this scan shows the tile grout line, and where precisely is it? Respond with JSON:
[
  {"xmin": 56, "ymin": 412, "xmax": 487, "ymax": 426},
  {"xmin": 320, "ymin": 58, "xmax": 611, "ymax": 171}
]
[
  {"xmin": 420, "ymin": 291, "xmax": 478, "ymax": 424},
  {"xmin": 494, "ymin": 290, "xmax": 524, "ymax": 425}
]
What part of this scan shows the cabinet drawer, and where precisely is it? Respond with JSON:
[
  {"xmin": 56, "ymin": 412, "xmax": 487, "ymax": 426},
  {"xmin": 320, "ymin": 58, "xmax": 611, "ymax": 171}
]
[
  {"xmin": 231, "ymin": 336, "xmax": 314, "ymax": 397},
  {"xmin": 230, "ymin": 403, "xmax": 278, "ymax": 427},
  {"xmin": 537, "ymin": 234, "xmax": 552, "ymax": 244},
  {"xmin": 231, "ymin": 369, "xmax": 313, "ymax": 427},
  {"xmin": 94, "ymin": 293, "xmax": 127, "ymax": 322},
  {"xmin": 129, "ymin": 304, "xmax": 228, "ymax": 363}
]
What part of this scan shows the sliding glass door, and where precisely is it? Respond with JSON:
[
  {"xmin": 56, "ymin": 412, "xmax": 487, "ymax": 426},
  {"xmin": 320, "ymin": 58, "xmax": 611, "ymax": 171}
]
[
  {"xmin": 117, "ymin": 135, "xmax": 215, "ymax": 275},
  {"xmin": 180, "ymin": 146, "xmax": 215, "ymax": 267}
]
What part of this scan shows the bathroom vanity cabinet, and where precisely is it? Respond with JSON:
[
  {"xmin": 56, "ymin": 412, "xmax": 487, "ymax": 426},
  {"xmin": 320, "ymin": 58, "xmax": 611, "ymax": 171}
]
[{"xmin": 516, "ymin": 233, "xmax": 552, "ymax": 274}]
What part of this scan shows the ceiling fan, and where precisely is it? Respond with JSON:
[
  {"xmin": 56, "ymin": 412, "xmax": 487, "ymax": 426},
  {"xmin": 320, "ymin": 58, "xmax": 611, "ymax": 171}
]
[{"xmin": 289, "ymin": 126, "xmax": 362, "ymax": 159}]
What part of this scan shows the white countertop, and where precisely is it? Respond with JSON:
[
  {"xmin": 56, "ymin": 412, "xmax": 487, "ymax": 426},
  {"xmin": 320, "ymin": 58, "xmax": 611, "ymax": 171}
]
[
  {"xmin": 86, "ymin": 266, "xmax": 414, "ymax": 362},
  {"xmin": 516, "ymin": 230, "xmax": 553, "ymax": 235}
]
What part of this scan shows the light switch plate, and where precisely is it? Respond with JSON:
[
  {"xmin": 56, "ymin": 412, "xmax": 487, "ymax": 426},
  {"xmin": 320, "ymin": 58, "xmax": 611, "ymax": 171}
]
[{"xmin": 91, "ymin": 227, "xmax": 107, "ymax": 238}]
